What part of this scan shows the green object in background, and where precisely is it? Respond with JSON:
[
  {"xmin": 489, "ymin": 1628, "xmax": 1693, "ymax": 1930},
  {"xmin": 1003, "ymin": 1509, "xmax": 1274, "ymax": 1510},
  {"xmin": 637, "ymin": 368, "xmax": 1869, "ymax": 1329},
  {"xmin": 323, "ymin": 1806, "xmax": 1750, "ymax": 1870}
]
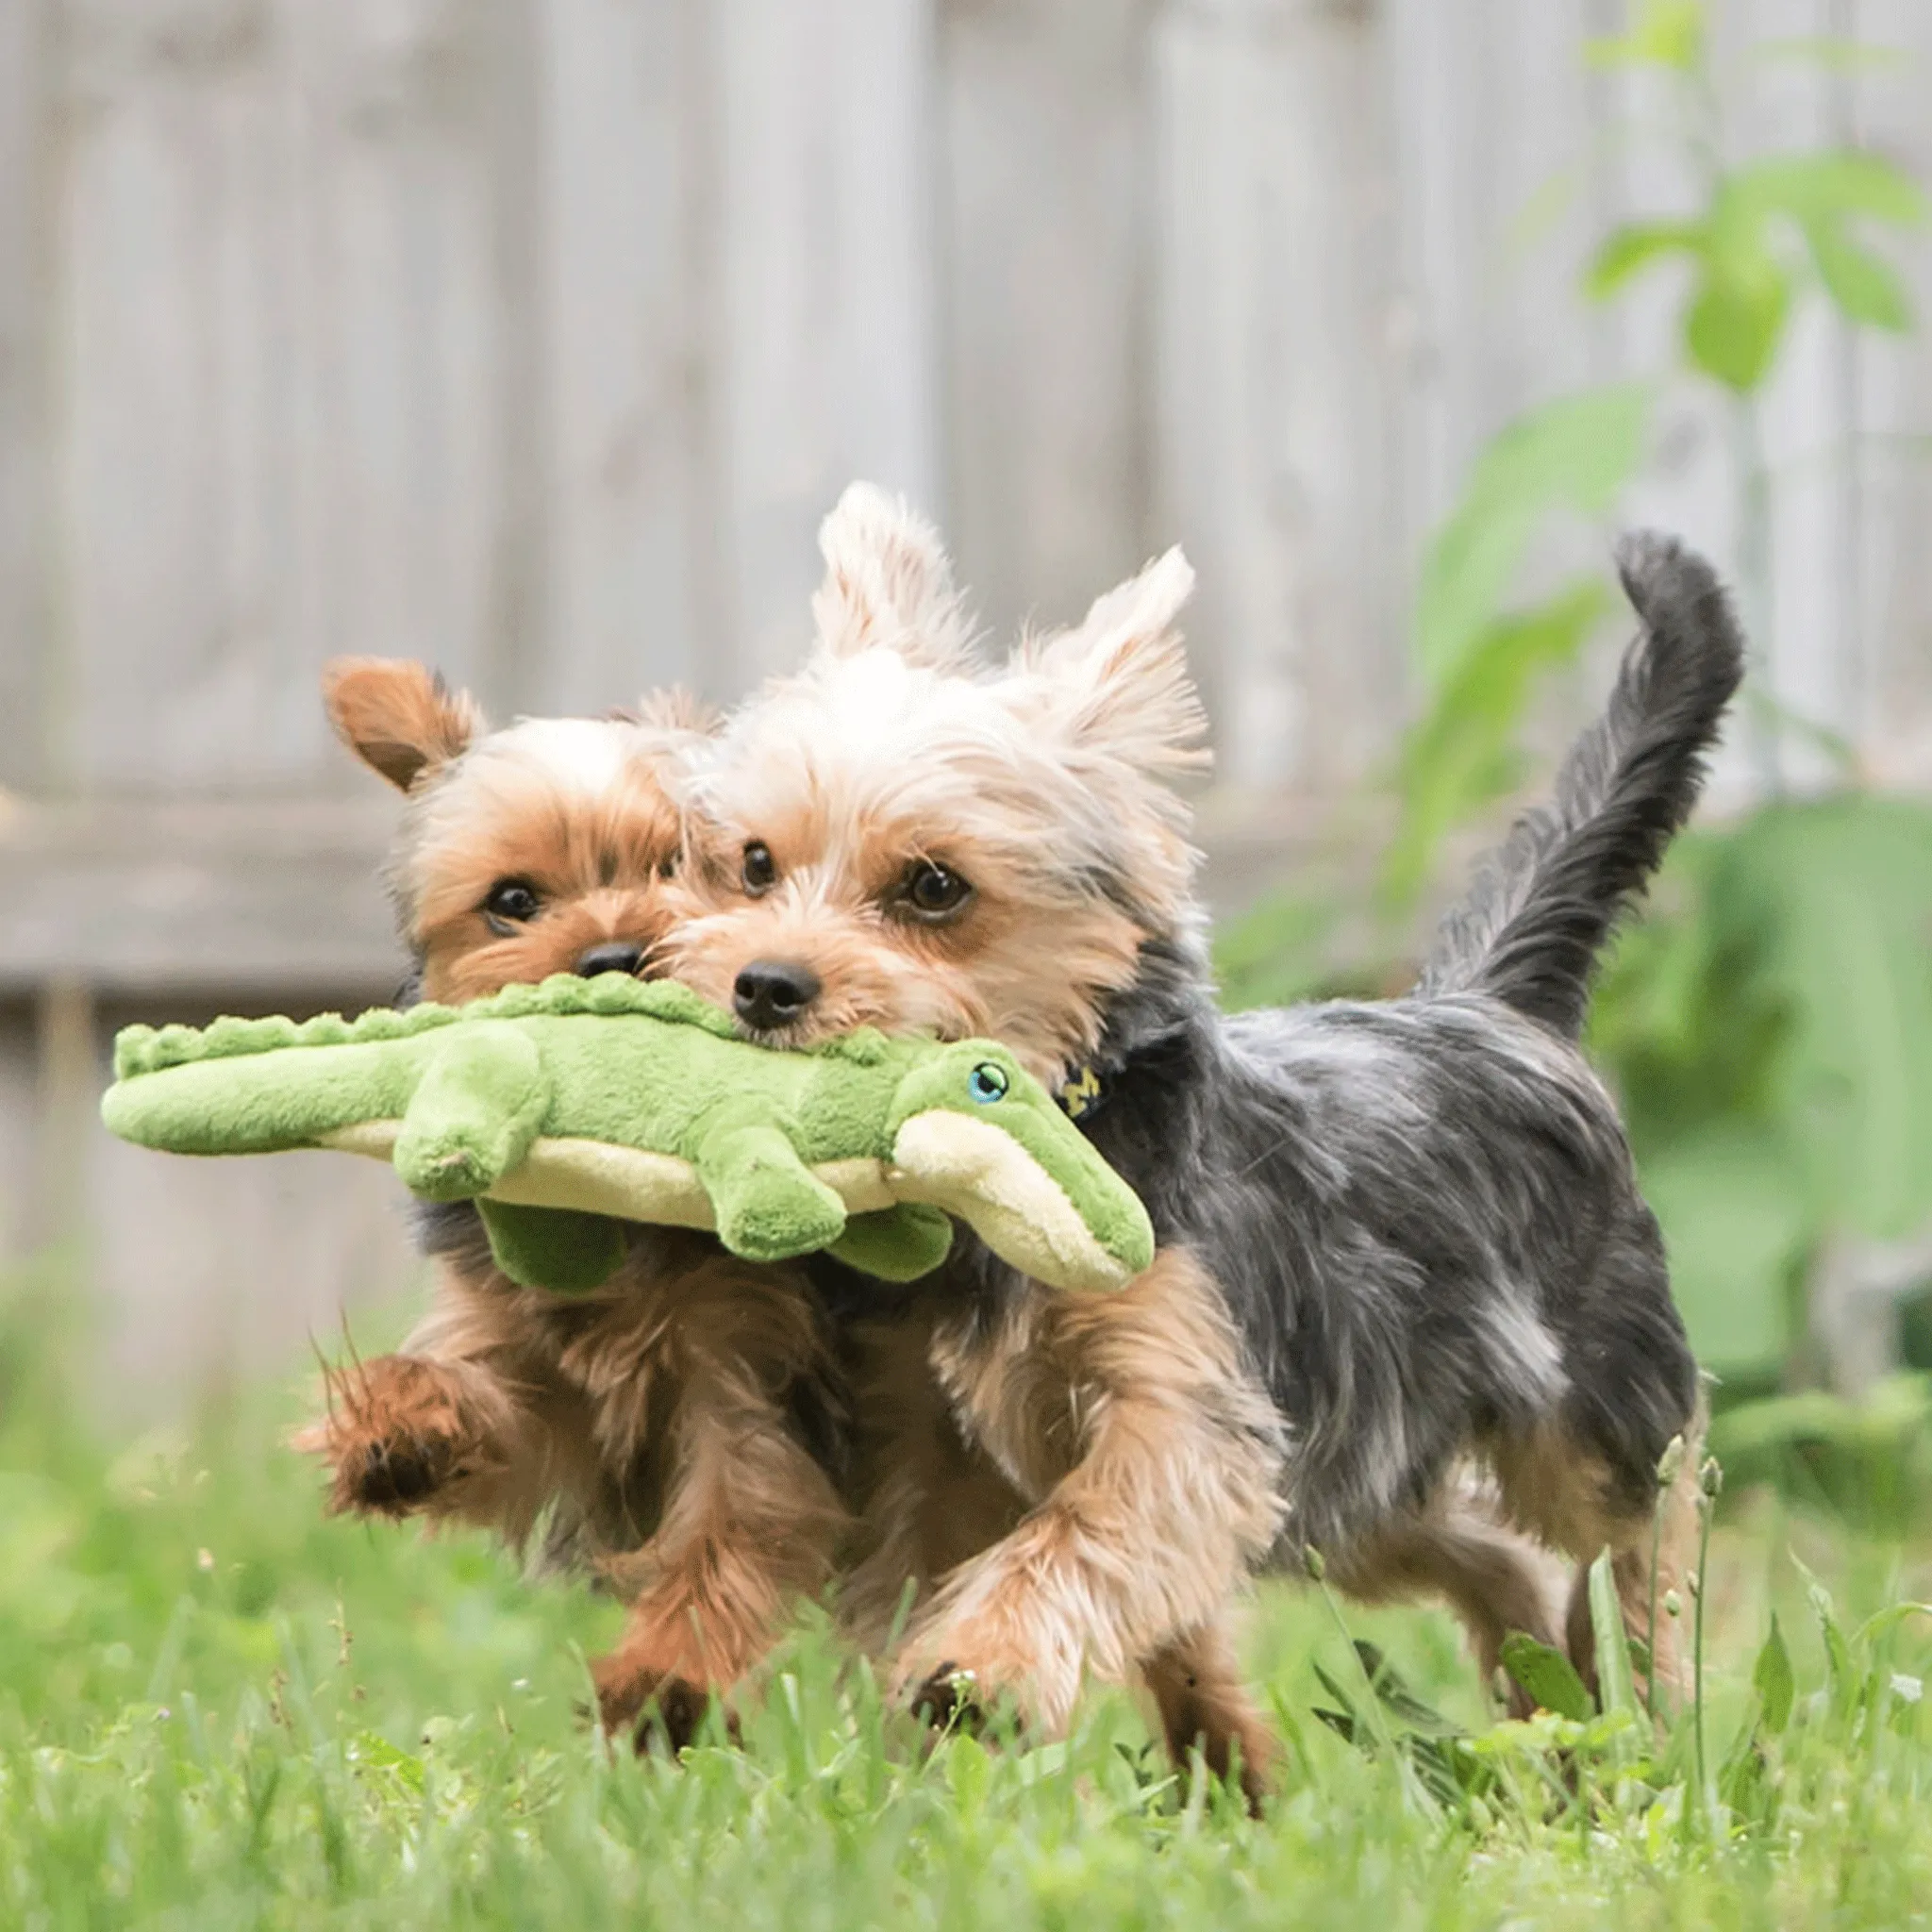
[
  {"xmin": 99, "ymin": 975, "xmax": 1153, "ymax": 1297},
  {"xmin": 1636, "ymin": 1122, "xmax": 1807, "ymax": 1376},
  {"xmin": 1593, "ymin": 794, "xmax": 1932, "ymax": 1380}
]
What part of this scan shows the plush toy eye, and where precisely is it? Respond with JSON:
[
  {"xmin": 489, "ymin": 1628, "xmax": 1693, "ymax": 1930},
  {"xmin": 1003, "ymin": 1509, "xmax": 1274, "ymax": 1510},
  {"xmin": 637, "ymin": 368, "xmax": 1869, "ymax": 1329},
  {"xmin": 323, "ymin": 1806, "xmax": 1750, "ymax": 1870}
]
[
  {"xmin": 483, "ymin": 878, "xmax": 541, "ymax": 927},
  {"xmin": 742, "ymin": 841, "xmax": 777, "ymax": 893},
  {"xmin": 901, "ymin": 859, "xmax": 973, "ymax": 922},
  {"xmin": 967, "ymin": 1062, "xmax": 1008, "ymax": 1105}
]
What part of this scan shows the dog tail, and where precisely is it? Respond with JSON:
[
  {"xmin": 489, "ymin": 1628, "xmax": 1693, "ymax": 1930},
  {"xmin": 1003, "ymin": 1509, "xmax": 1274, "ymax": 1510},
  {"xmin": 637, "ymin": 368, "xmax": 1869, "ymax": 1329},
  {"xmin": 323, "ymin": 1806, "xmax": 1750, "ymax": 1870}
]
[{"xmin": 1417, "ymin": 533, "xmax": 1745, "ymax": 1041}]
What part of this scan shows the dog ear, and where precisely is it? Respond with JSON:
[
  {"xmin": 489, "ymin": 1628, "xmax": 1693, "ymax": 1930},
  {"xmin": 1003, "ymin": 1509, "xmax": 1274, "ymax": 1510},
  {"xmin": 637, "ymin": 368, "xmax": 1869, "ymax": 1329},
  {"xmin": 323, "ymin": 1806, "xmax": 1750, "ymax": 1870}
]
[
  {"xmin": 633, "ymin": 686, "xmax": 722, "ymax": 738},
  {"xmin": 321, "ymin": 658, "xmax": 484, "ymax": 791},
  {"xmin": 811, "ymin": 482, "xmax": 975, "ymax": 667},
  {"xmin": 1025, "ymin": 549, "xmax": 1210, "ymax": 776}
]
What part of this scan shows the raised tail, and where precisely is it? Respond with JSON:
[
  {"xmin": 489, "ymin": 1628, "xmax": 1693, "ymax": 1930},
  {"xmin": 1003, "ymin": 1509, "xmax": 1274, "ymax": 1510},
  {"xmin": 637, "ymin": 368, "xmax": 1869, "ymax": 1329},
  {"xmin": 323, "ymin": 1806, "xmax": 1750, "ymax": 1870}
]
[{"xmin": 1418, "ymin": 532, "xmax": 1745, "ymax": 1040}]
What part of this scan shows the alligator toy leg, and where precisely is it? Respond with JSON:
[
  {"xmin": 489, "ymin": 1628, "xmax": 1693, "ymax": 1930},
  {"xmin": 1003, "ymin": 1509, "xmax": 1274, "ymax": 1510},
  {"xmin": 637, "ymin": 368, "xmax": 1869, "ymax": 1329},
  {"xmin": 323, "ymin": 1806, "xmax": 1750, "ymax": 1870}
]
[
  {"xmin": 392, "ymin": 1023, "xmax": 551, "ymax": 1200},
  {"xmin": 826, "ymin": 1205, "xmax": 954, "ymax": 1282},
  {"xmin": 476, "ymin": 1199, "xmax": 627, "ymax": 1294},
  {"xmin": 693, "ymin": 1116, "xmax": 849, "ymax": 1261}
]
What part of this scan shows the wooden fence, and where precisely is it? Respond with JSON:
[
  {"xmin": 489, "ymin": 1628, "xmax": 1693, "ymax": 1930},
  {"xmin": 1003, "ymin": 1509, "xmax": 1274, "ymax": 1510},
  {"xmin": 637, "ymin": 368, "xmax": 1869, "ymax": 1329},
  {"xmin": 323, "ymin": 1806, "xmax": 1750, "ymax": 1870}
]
[{"xmin": 2, "ymin": 0, "xmax": 1928, "ymax": 1407}]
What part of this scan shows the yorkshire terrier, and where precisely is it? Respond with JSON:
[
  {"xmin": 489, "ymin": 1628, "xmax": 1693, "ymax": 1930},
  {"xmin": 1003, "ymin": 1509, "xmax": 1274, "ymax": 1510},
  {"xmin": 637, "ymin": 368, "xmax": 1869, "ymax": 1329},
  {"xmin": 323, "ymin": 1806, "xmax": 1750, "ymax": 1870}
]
[
  {"xmin": 296, "ymin": 661, "xmax": 854, "ymax": 1748},
  {"xmin": 660, "ymin": 484, "xmax": 1740, "ymax": 1795}
]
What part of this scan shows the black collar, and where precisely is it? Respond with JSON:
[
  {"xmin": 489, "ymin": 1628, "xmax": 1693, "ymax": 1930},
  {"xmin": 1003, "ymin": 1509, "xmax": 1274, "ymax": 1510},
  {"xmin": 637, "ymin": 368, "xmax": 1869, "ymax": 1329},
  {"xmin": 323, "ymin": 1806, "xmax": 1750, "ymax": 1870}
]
[{"xmin": 1057, "ymin": 1063, "xmax": 1108, "ymax": 1124}]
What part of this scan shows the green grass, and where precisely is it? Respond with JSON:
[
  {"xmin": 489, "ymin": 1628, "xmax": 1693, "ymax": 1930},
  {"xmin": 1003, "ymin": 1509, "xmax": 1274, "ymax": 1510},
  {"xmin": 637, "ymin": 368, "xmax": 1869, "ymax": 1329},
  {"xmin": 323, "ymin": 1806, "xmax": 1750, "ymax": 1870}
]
[{"xmin": 3, "ymin": 1276, "xmax": 1930, "ymax": 1929}]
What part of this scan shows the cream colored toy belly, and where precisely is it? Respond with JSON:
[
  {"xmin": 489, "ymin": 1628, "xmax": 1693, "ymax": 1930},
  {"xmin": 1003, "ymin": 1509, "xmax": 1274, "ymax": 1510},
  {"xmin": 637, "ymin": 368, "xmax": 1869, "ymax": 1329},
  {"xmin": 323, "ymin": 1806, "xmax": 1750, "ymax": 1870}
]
[{"xmin": 320, "ymin": 1124, "xmax": 899, "ymax": 1229}]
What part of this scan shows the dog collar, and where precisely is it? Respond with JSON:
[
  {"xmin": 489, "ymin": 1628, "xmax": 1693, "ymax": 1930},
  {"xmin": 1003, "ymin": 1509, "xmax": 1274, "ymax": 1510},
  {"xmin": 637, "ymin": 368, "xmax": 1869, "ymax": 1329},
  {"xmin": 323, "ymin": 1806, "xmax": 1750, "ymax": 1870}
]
[{"xmin": 1057, "ymin": 1063, "xmax": 1108, "ymax": 1124}]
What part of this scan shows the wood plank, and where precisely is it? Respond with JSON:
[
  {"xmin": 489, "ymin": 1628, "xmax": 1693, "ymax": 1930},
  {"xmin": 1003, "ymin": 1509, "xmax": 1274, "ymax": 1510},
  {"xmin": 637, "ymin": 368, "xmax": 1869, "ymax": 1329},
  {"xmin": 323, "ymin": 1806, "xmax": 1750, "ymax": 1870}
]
[
  {"xmin": 941, "ymin": 0, "xmax": 1149, "ymax": 644},
  {"xmin": 30, "ymin": 974, "xmax": 92, "ymax": 1249},
  {"xmin": 526, "ymin": 0, "xmax": 713, "ymax": 714},
  {"xmin": 92, "ymin": 1129, "xmax": 428, "ymax": 1422},
  {"xmin": 1387, "ymin": 0, "xmax": 1610, "ymax": 562},
  {"xmin": 1839, "ymin": 0, "xmax": 1932, "ymax": 782},
  {"xmin": 715, "ymin": 0, "xmax": 941, "ymax": 689},
  {"xmin": 1153, "ymin": 0, "xmax": 1403, "ymax": 792},
  {"xmin": 283, "ymin": 0, "xmax": 506, "ymax": 720},
  {"xmin": 481, "ymin": 0, "xmax": 549, "ymax": 715},
  {"xmin": 1719, "ymin": 0, "xmax": 1858, "ymax": 789},
  {"xmin": 0, "ymin": 1004, "xmax": 36, "ymax": 1259},
  {"xmin": 0, "ymin": 783, "xmax": 1322, "ymax": 995},
  {"xmin": 50, "ymin": 0, "xmax": 514, "ymax": 795},
  {"xmin": 57, "ymin": 2, "xmax": 308, "ymax": 789},
  {"xmin": 0, "ymin": 0, "xmax": 46, "ymax": 792},
  {"xmin": 0, "ymin": 795, "xmax": 406, "ymax": 993}
]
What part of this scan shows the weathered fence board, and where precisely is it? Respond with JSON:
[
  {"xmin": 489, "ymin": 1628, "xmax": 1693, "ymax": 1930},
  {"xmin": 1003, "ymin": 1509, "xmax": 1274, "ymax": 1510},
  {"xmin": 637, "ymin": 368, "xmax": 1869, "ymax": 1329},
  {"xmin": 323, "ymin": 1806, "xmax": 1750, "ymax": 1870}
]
[
  {"xmin": 1155, "ymin": 0, "xmax": 1406, "ymax": 793},
  {"xmin": 0, "ymin": 0, "xmax": 44, "ymax": 796},
  {"xmin": 3, "ymin": 0, "xmax": 1931, "ymax": 1404},
  {"xmin": 941, "ymin": 0, "xmax": 1153, "ymax": 643}
]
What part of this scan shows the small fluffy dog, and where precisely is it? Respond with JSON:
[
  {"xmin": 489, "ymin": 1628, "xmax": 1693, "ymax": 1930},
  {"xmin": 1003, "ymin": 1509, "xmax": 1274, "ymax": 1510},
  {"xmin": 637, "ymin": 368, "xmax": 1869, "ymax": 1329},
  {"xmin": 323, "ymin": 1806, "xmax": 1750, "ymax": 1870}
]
[
  {"xmin": 662, "ymin": 485, "xmax": 1740, "ymax": 1792},
  {"xmin": 298, "ymin": 662, "xmax": 853, "ymax": 1746}
]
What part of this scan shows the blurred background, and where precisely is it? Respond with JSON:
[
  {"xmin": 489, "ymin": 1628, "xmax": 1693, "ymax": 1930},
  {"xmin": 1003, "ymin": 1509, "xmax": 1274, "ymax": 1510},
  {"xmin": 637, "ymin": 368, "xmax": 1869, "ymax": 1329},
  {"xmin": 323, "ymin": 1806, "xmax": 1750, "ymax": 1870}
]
[{"xmin": 0, "ymin": 0, "xmax": 1929, "ymax": 1483}]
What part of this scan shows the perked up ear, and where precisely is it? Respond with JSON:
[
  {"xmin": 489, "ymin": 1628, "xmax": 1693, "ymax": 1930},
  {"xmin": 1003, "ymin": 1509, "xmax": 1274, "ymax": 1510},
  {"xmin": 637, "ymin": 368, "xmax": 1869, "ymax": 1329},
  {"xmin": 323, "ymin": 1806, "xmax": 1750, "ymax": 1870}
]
[
  {"xmin": 633, "ymin": 686, "xmax": 721, "ymax": 738},
  {"xmin": 321, "ymin": 658, "xmax": 484, "ymax": 791},
  {"xmin": 1025, "ymin": 548, "xmax": 1209, "ymax": 776},
  {"xmin": 810, "ymin": 481, "xmax": 976, "ymax": 667}
]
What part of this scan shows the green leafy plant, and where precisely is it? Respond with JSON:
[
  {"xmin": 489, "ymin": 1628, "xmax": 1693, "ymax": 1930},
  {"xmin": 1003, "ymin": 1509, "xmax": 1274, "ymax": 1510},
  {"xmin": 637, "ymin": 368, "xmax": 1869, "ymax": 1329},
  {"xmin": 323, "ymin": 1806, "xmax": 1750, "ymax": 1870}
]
[
  {"xmin": 1309, "ymin": 1447, "xmax": 1929, "ymax": 1859},
  {"xmin": 1381, "ymin": 0, "xmax": 1923, "ymax": 906},
  {"xmin": 1221, "ymin": 1, "xmax": 1932, "ymax": 1407},
  {"xmin": 1589, "ymin": 795, "xmax": 1932, "ymax": 1385}
]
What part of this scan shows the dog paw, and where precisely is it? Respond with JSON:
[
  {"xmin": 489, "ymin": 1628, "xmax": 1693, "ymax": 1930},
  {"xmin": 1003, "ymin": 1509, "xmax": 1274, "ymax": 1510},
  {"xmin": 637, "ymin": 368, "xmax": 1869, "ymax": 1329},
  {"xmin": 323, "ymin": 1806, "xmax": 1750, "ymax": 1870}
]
[
  {"xmin": 893, "ymin": 1626, "xmax": 1061, "ymax": 1738},
  {"xmin": 905, "ymin": 1661, "xmax": 1023, "ymax": 1742},
  {"xmin": 591, "ymin": 1657, "xmax": 739, "ymax": 1756},
  {"xmin": 297, "ymin": 1355, "xmax": 483, "ymax": 1520},
  {"xmin": 342, "ymin": 1431, "xmax": 455, "ymax": 1514}
]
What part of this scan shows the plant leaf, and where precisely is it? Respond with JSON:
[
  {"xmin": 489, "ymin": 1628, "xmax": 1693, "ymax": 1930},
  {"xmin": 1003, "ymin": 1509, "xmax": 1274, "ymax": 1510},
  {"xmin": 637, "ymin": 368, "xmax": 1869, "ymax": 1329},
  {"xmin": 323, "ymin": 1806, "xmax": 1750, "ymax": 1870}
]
[
  {"xmin": 1500, "ymin": 1634, "xmax": 1594, "ymax": 1722},
  {"xmin": 1792, "ymin": 1555, "xmax": 1857, "ymax": 1726},
  {"xmin": 1586, "ymin": 220, "xmax": 1707, "ymax": 301},
  {"xmin": 1311, "ymin": 1661, "xmax": 1360, "ymax": 1726},
  {"xmin": 1587, "ymin": 0, "xmax": 1705, "ymax": 71},
  {"xmin": 1805, "ymin": 219, "xmax": 1914, "ymax": 330},
  {"xmin": 1637, "ymin": 1123, "xmax": 1806, "ymax": 1377},
  {"xmin": 1353, "ymin": 1642, "xmax": 1469, "ymax": 1739},
  {"xmin": 1718, "ymin": 1720, "xmax": 1774, "ymax": 1826},
  {"xmin": 1739, "ymin": 150, "xmax": 1926, "ymax": 228},
  {"xmin": 1312, "ymin": 1706, "xmax": 1360, "ymax": 1747},
  {"xmin": 1589, "ymin": 1549, "xmax": 1642, "ymax": 1737},
  {"xmin": 1852, "ymin": 1602, "xmax": 1932, "ymax": 1651},
  {"xmin": 1385, "ymin": 577, "xmax": 1610, "ymax": 907},
  {"xmin": 1731, "ymin": 801, "xmax": 1932, "ymax": 1239},
  {"xmin": 1754, "ymin": 37, "xmax": 1910, "ymax": 75},
  {"xmin": 1753, "ymin": 1613, "xmax": 1796, "ymax": 1736},
  {"xmin": 1213, "ymin": 890, "xmax": 1348, "ymax": 1013},
  {"xmin": 1414, "ymin": 387, "xmax": 1648, "ymax": 686},
  {"xmin": 1684, "ymin": 222, "xmax": 1790, "ymax": 391}
]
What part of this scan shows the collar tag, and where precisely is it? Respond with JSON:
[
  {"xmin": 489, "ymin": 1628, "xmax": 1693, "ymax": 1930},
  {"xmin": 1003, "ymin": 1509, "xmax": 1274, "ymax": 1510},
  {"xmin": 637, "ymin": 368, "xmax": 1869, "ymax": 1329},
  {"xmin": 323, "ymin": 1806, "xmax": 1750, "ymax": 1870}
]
[{"xmin": 1058, "ymin": 1063, "xmax": 1106, "ymax": 1123}]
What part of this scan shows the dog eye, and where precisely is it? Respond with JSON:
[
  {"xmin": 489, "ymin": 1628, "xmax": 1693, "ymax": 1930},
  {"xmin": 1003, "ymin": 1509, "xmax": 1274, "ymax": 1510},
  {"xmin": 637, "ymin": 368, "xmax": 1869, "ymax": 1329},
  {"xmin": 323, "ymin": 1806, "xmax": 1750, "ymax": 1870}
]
[
  {"xmin": 482, "ymin": 878, "xmax": 541, "ymax": 927},
  {"xmin": 741, "ymin": 841, "xmax": 777, "ymax": 894},
  {"xmin": 899, "ymin": 859, "xmax": 973, "ymax": 922}
]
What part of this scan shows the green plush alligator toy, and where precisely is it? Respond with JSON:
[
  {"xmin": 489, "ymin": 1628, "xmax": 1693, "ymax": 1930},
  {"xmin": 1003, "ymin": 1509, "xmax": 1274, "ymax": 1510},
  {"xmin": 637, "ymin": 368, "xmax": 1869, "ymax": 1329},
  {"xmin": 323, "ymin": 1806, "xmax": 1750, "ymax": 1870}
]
[{"xmin": 100, "ymin": 975, "xmax": 1154, "ymax": 1296}]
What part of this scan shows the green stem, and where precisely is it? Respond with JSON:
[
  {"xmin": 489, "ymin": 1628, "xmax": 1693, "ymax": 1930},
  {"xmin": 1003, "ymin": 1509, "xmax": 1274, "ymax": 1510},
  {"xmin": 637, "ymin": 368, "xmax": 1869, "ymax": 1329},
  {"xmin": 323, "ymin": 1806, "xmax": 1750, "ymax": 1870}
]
[
  {"xmin": 1645, "ymin": 1500, "xmax": 1665, "ymax": 1721},
  {"xmin": 1307, "ymin": 1552, "xmax": 1423, "ymax": 1810},
  {"xmin": 1692, "ymin": 1494, "xmax": 1715, "ymax": 1832}
]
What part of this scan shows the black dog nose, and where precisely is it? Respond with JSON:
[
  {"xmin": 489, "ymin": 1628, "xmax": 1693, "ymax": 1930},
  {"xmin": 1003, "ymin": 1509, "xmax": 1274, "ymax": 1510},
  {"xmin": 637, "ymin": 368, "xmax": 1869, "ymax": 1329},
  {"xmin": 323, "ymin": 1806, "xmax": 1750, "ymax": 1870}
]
[
  {"xmin": 575, "ymin": 941, "xmax": 645, "ymax": 979},
  {"xmin": 733, "ymin": 959, "xmax": 822, "ymax": 1030}
]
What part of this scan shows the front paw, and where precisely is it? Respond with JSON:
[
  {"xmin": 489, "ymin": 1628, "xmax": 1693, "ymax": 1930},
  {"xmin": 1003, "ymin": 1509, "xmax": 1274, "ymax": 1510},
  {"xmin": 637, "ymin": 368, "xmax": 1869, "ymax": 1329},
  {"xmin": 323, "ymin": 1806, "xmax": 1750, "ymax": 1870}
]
[
  {"xmin": 590, "ymin": 1656, "xmax": 739, "ymax": 1756},
  {"xmin": 904, "ymin": 1661, "xmax": 1007, "ymax": 1740},
  {"xmin": 294, "ymin": 1355, "xmax": 489, "ymax": 1519},
  {"xmin": 892, "ymin": 1622, "xmax": 1068, "ymax": 1739}
]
